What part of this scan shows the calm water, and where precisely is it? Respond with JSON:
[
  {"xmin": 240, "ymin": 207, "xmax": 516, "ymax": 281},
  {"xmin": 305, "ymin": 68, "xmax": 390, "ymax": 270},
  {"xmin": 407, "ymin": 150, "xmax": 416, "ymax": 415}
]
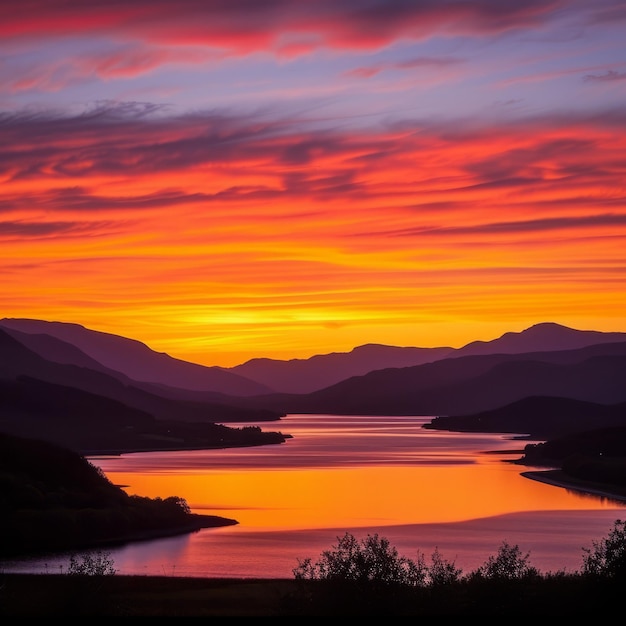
[{"xmin": 3, "ymin": 414, "xmax": 624, "ymax": 577}]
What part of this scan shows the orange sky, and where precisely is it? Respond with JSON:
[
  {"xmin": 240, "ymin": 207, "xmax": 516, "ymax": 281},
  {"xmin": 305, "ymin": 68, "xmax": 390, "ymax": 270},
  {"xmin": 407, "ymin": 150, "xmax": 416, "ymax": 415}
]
[{"xmin": 2, "ymin": 1, "xmax": 625, "ymax": 366}]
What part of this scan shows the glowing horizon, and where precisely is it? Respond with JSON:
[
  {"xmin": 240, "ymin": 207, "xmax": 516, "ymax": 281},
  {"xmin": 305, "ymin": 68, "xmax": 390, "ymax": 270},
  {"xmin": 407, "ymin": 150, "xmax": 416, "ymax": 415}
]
[{"xmin": 2, "ymin": 1, "xmax": 625, "ymax": 367}]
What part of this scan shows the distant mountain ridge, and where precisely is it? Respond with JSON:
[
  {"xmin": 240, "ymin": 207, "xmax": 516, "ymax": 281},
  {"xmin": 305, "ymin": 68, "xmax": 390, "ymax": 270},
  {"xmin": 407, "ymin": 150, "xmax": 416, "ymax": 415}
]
[
  {"xmin": 0, "ymin": 327, "xmax": 282, "ymax": 423},
  {"xmin": 222, "ymin": 341, "xmax": 626, "ymax": 424},
  {"xmin": 454, "ymin": 322, "xmax": 626, "ymax": 357},
  {"xmin": 3, "ymin": 318, "xmax": 625, "ymax": 396},
  {"xmin": 229, "ymin": 343, "xmax": 455, "ymax": 394},
  {"xmin": 0, "ymin": 318, "xmax": 272, "ymax": 396},
  {"xmin": 228, "ymin": 322, "xmax": 626, "ymax": 393},
  {"xmin": 2, "ymin": 317, "xmax": 626, "ymax": 448},
  {"xmin": 0, "ymin": 327, "xmax": 287, "ymax": 453}
]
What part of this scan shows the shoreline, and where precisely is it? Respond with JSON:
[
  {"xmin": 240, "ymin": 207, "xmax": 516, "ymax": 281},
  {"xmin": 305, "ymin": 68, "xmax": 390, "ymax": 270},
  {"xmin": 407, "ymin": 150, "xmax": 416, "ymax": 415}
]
[
  {"xmin": 521, "ymin": 468, "xmax": 626, "ymax": 504},
  {"xmin": 0, "ymin": 512, "xmax": 238, "ymax": 562}
]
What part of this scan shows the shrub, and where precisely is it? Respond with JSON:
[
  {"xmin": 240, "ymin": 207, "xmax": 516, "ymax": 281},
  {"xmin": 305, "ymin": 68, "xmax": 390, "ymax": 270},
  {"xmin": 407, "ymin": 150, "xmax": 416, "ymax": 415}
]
[
  {"xmin": 293, "ymin": 532, "xmax": 426, "ymax": 587},
  {"xmin": 423, "ymin": 546, "xmax": 463, "ymax": 585},
  {"xmin": 67, "ymin": 550, "xmax": 117, "ymax": 576},
  {"xmin": 469, "ymin": 541, "xmax": 539, "ymax": 580},
  {"xmin": 581, "ymin": 518, "xmax": 626, "ymax": 579}
]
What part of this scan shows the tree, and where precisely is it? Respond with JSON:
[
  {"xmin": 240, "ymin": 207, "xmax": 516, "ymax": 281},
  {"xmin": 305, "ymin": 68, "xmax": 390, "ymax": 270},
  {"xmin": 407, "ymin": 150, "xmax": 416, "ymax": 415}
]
[
  {"xmin": 469, "ymin": 541, "xmax": 538, "ymax": 580},
  {"xmin": 424, "ymin": 546, "xmax": 463, "ymax": 585},
  {"xmin": 581, "ymin": 518, "xmax": 626, "ymax": 579},
  {"xmin": 293, "ymin": 532, "xmax": 426, "ymax": 586},
  {"xmin": 67, "ymin": 550, "xmax": 117, "ymax": 576}
]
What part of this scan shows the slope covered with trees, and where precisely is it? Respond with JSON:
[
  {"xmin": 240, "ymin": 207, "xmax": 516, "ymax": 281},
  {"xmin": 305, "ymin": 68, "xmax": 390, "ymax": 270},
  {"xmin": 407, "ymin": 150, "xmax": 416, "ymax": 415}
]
[{"xmin": 0, "ymin": 432, "xmax": 237, "ymax": 558}]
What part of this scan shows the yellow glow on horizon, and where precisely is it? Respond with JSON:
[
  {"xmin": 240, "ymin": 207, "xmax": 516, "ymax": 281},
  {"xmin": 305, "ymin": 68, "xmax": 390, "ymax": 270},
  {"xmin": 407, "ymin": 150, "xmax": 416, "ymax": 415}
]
[{"xmin": 2, "ymin": 118, "xmax": 625, "ymax": 367}]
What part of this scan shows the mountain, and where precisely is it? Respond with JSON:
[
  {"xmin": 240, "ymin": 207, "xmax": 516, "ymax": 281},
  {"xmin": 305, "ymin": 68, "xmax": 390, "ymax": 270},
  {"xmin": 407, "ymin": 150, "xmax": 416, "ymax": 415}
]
[
  {"xmin": 226, "ymin": 341, "xmax": 626, "ymax": 418},
  {"xmin": 0, "ymin": 327, "xmax": 289, "ymax": 453},
  {"xmin": 5, "ymin": 318, "xmax": 625, "ymax": 398},
  {"xmin": 0, "ymin": 328, "xmax": 282, "ymax": 423},
  {"xmin": 229, "ymin": 344, "xmax": 454, "ymax": 394},
  {"xmin": 3, "ymin": 317, "xmax": 626, "ymax": 445},
  {"xmin": 228, "ymin": 322, "xmax": 626, "ymax": 394},
  {"xmin": 454, "ymin": 322, "xmax": 626, "ymax": 357},
  {"xmin": 0, "ymin": 375, "xmax": 288, "ymax": 454},
  {"xmin": 0, "ymin": 318, "xmax": 273, "ymax": 396}
]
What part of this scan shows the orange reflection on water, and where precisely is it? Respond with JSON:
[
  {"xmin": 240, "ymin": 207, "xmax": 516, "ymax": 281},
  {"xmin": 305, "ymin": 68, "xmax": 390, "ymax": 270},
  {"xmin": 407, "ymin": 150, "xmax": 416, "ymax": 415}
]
[{"xmin": 103, "ymin": 457, "xmax": 621, "ymax": 533}]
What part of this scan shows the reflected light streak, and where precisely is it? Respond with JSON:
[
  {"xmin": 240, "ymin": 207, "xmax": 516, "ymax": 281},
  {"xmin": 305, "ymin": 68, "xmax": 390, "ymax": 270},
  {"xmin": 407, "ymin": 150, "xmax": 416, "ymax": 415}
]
[
  {"xmin": 92, "ymin": 415, "xmax": 624, "ymax": 532},
  {"xmin": 104, "ymin": 462, "xmax": 621, "ymax": 531}
]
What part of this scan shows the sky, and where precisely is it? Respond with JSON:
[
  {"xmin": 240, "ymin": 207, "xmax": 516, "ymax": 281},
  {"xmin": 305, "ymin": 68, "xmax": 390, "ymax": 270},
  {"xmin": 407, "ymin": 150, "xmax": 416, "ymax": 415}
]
[{"xmin": 1, "ymin": 0, "xmax": 626, "ymax": 367}]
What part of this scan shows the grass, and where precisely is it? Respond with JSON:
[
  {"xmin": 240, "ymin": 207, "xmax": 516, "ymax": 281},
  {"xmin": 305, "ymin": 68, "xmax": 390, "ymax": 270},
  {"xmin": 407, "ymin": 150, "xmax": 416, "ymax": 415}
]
[
  {"xmin": 0, "ymin": 574, "xmax": 298, "ymax": 616},
  {"xmin": 1, "ymin": 572, "xmax": 624, "ymax": 616}
]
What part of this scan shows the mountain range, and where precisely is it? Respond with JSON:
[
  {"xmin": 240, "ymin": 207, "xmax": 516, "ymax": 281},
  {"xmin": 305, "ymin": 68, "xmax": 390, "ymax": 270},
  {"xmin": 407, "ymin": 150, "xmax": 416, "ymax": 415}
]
[
  {"xmin": 227, "ymin": 322, "xmax": 626, "ymax": 394},
  {"xmin": 1, "ymin": 317, "xmax": 626, "ymax": 451}
]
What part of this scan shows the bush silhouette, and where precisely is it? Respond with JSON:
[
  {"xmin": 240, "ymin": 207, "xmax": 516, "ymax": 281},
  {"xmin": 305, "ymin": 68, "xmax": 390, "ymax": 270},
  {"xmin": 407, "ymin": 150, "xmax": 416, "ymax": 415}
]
[
  {"xmin": 581, "ymin": 518, "xmax": 626, "ymax": 579},
  {"xmin": 468, "ymin": 540, "xmax": 539, "ymax": 581},
  {"xmin": 293, "ymin": 532, "xmax": 427, "ymax": 586},
  {"xmin": 67, "ymin": 550, "xmax": 117, "ymax": 576}
]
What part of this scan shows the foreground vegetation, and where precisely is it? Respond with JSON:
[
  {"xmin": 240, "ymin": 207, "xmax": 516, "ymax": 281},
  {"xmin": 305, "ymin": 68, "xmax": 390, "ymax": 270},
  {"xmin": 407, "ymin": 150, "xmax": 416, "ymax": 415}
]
[{"xmin": 2, "ymin": 524, "xmax": 626, "ymax": 615}]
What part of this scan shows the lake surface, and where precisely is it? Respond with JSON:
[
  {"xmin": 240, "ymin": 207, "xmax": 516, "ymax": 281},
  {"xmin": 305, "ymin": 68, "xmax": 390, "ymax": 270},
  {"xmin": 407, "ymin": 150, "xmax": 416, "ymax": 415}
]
[{"xmin": 3, "ymin": 414, "xmax": 625, "ymax": 577}]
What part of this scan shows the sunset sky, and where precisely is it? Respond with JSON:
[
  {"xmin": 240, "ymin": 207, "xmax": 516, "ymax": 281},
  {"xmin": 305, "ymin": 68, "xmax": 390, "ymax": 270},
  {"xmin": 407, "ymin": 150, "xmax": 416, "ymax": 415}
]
[{"xmin": 2, "ymin": 0, "xmax": 625, "ymax": 367}]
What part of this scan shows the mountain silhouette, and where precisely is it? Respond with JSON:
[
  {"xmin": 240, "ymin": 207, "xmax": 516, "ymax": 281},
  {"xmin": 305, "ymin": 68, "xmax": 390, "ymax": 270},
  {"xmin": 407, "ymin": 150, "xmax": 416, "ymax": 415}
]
[
  {"xmin": 0, "ymin": 328, "xmax": 287, "ymax": 453},
  {"xmin": 0, "ymin": 328, "xmax": 281, "ymax": 422},
  {"xmin": 455, "ymin": 322, "xmax": 626, "ymax": 357},
  {"xmin": 224, "ymin": 341, "xmax": 626, "ymax": 419},
  {"xmin": 229, "ymin": 343, "xmax": 455, "ymax": 394},
  {"xmin": 0, "ymin": 375, "xmax": 288, "ymax": 455},
  {"xmin": 0, "ymin": 318, "xmax": 273, "ymax": 396},
  {"xmin": 3, "ymin": 318, "xmax": 626, "ymax": 447},
  {"xmin": 228, "ymin": 322, "xmax": 626, "ymax": 394}
]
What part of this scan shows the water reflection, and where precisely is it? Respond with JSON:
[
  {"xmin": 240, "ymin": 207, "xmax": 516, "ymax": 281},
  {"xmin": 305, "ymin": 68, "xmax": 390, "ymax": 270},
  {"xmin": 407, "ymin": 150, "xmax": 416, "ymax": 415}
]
[
  {"xmin": 3, "ymin": 414, "xmax": 624, "ymax": 577},
  {"xmin": 89, "ymin": 414, "xmax": 618, "ymax": 530}
]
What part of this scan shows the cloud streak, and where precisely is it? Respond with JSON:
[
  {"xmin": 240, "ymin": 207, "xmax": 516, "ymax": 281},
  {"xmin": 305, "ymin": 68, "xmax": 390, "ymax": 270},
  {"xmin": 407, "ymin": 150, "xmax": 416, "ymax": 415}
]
[{"xmin": 1, "ymin": 1, "xmax": 569, "ymax": 51}]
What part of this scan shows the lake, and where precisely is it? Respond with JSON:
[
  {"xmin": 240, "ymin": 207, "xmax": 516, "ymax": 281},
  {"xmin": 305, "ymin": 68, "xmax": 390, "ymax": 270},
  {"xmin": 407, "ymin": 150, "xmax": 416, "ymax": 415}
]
[{"xmin": 3, "ymin": 414, "xmax": 624, "ymax": 577}]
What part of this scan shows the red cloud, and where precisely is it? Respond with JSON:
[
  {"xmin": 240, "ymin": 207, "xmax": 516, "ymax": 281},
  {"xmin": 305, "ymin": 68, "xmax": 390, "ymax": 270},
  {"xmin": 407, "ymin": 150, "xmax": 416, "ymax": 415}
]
[
  {"xmin": 1, "ymin": 0, "xmax": 574, "ymax": 55},
  {"xmin": 86, "ymin": 46, "xmax": 211, "ymax": 79}
]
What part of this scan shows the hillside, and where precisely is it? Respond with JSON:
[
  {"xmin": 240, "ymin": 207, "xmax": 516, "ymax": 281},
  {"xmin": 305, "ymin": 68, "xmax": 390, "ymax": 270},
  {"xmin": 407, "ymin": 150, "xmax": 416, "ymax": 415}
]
[
  {"xmin": 0, "ymin": 376, "xmax": 290, "ymax": 455},
  {"xmin": 0, "ymin": 328, "xmax": 288, "ymax": 454},
  {"xmin": 0, "ymin": 318, "xmax": 272, "ymax": 396},
  {"xmin": 227, "ymin": 343, "xmax": 626, "ymax": 418},
  {"xmin": 228, "ymin": 322, "xmax": 626, "ymax": 394},
  {"xmin": 423, "ymin": 396, "xmax": 626, "ymax": 439},
  {"xmin": 2, "ymin": 318, "xmax": 626, "ymax": 453},
  {"xmin": 0, "ymin": 432, "xmax": 237, "ymax": 558}
]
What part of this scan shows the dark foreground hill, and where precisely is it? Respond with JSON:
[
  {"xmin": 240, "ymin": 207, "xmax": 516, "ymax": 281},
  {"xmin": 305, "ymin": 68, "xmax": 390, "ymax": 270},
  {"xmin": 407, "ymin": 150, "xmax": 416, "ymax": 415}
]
[{"xmin": 0, "ymin": 432, "xmax": 237, "ymax": 559}]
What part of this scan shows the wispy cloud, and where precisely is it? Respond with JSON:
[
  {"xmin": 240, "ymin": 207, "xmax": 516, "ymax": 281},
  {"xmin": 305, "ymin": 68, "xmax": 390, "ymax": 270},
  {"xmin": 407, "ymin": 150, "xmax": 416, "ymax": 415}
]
[
  {"xmin": 0, "ymin": 219, "xmax": 122, "ymax": 238},
  {"xmin": 1, "ymin": 1, "xmax": 568, "ymax": 51},
  {"xmin": 345, "ymin": 55, "xmax": 463, "ymax": 79},
  {"xmin": 583, "ymin": 69, "xmax": 626, "ymax": 82}
]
